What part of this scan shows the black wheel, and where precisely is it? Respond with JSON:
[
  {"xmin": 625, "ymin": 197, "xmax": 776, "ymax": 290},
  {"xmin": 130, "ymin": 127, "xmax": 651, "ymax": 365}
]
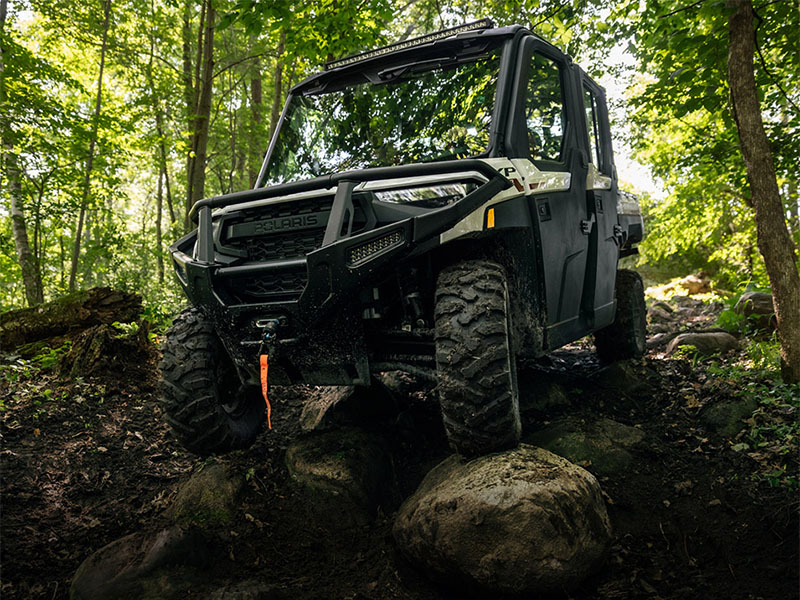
[
  {"xmin": 159, "ymin": 307, "xmax": 265, "ymax": 455},
  {"xmin": 593, "ymin": 269, "xmax": 647, "ymax": 363},
  {"xmin": 434, "ymin": 259, "xmax": 521, "ymax": 458}
]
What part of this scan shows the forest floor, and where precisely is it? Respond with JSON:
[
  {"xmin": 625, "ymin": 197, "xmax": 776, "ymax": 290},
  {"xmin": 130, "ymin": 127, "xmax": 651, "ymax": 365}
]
[{"xmin": 1, "ymin": 292, "xmax": 798, "ymax": 600}]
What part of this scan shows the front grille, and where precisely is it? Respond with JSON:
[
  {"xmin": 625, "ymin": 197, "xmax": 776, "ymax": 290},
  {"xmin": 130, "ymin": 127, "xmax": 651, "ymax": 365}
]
[
  {"xmin": 230, "ymin": 229, "xmax": 325, "ymax": 262},
  {"xmin": 219, "ymin": 195, "xmax": 333, "ymax": 304},
  {"xmin": 221, "ymin": 195, "xmax": 333, "ymax": 263}
]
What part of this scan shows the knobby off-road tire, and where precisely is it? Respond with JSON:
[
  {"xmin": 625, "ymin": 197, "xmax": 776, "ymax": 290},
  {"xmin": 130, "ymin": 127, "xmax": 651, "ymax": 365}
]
[
  {"xmin": 434, "ymin": 260, "xmax": 521, "ymax": 458},
  {"xmin": 593, "ymin": 269, "xmax": 647, "ymax": 363},
  {"xmin": 160, "ymin": 307, "xmax": 265, "ymax": 455}
]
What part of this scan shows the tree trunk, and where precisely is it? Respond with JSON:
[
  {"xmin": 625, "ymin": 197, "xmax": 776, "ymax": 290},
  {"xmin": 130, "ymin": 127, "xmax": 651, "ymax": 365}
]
[
  {"xmin": 728, "ymin": 0, "xmax": 800, "ymax": 382},
  {"xmin": 6, "ymin": 150, "xmax": 44, "ymax": 306},
  {"xmin": 2, "ymin": 0, "xmax": 38, "ymax": 306},
  {"xmin": 187, "ymin": 0, "xmax": 215, "ymax": 216},
  {"xmin": 1, "ymin": 0, "xmax": 44, "ymax": 306},
  {"xmin": 248, "ymin": 55, "xmax": 263, "ymax": 187},
  {"xmin": 156, "ymin": 168, "xmax": 164, "ymax": 282},
  {"xmin": 268, "ymin": 31, "xmax": 286, "ymax": 141},
  {"xmin": 182, "ymin": 0, "xmax": 196, "ymax": 230},
  {"xmin": 68, "ymin": 0, "xmax": 112, "ymax": 291},
  {"xmin": 0, "ymin": 287, "xmax": 142, "ymax": 349}
]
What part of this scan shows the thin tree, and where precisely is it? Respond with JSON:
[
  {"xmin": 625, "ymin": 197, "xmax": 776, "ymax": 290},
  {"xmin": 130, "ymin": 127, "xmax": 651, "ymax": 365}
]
[
  {"xmin": 68, "ymin": 0, "xmax": 112, "ymax": 291},
  {"xmin": 1, "ymin": 0, "xmax": 43, "ymax": 305},
  {"xmin": 727, "ymin": 0, "xmax": 800, "ymax": 381},
  {"xmin": 184, "ymin": 0, "xmax": 216, "ymax": 231}
]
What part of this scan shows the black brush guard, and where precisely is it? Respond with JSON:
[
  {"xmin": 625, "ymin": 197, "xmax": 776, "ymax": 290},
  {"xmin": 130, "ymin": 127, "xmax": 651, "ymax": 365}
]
[{"xmin": 170, "ymin": 160, "xmax": 510, "ymax": 385}]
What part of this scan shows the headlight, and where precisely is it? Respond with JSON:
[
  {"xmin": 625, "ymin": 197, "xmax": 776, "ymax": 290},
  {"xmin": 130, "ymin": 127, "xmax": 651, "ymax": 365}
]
[{"xmin": 373, "ymin": 183, "xmax": 474, "ymax": 209}]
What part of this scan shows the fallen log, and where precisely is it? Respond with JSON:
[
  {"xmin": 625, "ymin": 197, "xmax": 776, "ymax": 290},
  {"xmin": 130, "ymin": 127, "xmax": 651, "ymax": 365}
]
[{"xmin": 0, "ymin": 288, "xmax": 142, "ymax": 350}]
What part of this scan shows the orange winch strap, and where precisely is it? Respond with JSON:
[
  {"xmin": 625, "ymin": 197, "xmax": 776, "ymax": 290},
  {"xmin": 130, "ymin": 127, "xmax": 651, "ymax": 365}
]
[{"xmin": 259, "ymin": 354, "xmax": 272, "ymax": 429}]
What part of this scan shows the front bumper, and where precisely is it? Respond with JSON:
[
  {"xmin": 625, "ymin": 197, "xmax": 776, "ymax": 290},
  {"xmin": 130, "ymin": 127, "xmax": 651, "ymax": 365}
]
[{"xmin": 170, "ymin": 160, "xmax": 510, "ymax": 384}]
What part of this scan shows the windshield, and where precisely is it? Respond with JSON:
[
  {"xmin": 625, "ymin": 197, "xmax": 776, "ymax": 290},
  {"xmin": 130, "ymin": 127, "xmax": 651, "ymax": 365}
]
[{"xmin": 262, "ymin": 47, "xmax": 502, "ymax": 186}]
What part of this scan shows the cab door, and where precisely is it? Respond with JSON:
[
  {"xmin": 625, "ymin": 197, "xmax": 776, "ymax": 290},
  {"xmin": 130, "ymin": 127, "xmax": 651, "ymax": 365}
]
[
  {"xmin": 507, "ymin": 37, "xmax": 591, "ymax": 349},
  {"xmin": 579, "ymin": 77, "xmax": 619, "ymax": 329}
]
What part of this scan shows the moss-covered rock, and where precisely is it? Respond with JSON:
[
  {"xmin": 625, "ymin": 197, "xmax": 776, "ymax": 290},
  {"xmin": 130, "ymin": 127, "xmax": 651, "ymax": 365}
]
[
  {"xmin": 701, "ymin": 396, "xmax": 758, "ymax": 437},
  {"xmin": 393, "ymin": 446, "xmax": 612, "ymax": 597},
  {"xmin": 166, "ymin": 462, "xmax": 242, "ymax": 527},
  {"xmin": 286, "ymin": 428, "xmax": 394, "ymax": 527},
  {"xmin": 70, "ymin": 527, "xmax": 213, "ymax": 600},
  {"xmin": 526, "ymin": 417, "xmax": 645, "ymax": 476}
]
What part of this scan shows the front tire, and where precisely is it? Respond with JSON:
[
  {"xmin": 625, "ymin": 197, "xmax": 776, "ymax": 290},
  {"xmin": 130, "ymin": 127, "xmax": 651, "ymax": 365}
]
[
  {"xmin": 159, "ymin": 307, "xmax": 265, "ymax": 455},
  {"xmin": 593, "ymin": 269, "xmax": 647, "ymax": 363},
  {"xmin": 434, "ymin": 260, "xmax": 521, "ymax": 458}
]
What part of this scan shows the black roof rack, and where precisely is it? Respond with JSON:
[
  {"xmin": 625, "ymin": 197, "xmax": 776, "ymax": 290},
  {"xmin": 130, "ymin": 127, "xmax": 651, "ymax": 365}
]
[{"xmin": 324, "ymin": 19, "xmax": 494, "ymax": 71}]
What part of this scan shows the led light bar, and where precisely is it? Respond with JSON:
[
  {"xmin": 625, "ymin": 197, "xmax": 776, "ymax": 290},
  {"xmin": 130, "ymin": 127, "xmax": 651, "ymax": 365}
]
[
  {"xmin": 347, "ymin": 230, "xmax": 404, "ymax": 265},
  {"xmin": 325, "ymin": 19, "xmax": 494, "ymax": 71}
]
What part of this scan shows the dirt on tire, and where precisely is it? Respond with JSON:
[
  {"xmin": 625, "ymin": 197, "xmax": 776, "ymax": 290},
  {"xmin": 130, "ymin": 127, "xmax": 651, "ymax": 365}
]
[
  {"xmin": 434, "ymin": 259, "xmax": 521, "ymax": 458},
  {"xmin": 160, "ymin": 307, "xmax": 265, "ymax": 455}
]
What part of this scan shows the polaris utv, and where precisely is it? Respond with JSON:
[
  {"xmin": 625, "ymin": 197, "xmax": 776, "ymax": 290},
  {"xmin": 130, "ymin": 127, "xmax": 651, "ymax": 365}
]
[{"xmin": 161, "ymin": 20, "xmax": 646, "ymax": 458}]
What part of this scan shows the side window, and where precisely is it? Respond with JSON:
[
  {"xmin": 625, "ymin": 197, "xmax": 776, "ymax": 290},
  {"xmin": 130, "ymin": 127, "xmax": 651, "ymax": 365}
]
[
  {"xmin": 583, "ymin": 85, "xmax": 603, "ymax": 169},
  {"xmin": 525, "ymin": 53, "xmax": 565, "ymax": 162}
]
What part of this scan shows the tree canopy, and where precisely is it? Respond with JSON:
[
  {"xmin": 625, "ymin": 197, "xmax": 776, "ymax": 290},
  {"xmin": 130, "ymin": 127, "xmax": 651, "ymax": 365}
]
[{"xmin": 1, "ymin": 0, "xmax": 798, "ymax": 373}]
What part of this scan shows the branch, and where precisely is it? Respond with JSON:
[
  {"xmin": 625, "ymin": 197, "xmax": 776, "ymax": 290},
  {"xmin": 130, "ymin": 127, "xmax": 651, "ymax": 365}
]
[
  {"xmin": 213, "ymin": 50, "xmax": 274, "ymax": 79},
  {"xmin": 658, "ymin": 0, "xmax": 710, "ymax": 19},
  {"xmin": 752, "ymin": 7, "xmax": 800, "ymax": 114}
]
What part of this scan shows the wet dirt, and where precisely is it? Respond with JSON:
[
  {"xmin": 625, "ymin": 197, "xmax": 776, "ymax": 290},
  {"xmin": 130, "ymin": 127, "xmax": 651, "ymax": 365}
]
[{"xmin": 1, "ymin": 329, "xmax": 797, "ymax": 599}]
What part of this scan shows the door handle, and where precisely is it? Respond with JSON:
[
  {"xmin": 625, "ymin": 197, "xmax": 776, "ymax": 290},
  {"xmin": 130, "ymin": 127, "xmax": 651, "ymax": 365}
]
[{"xmin": 580, "ymin": 214, "xmax": 595, "ymax": 235}]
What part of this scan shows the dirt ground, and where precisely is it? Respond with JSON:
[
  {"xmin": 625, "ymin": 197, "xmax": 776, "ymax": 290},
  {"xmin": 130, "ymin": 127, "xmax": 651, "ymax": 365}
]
[{"xmin": 1, "ymin": 308, "xmax": 798, "ymax": 599}]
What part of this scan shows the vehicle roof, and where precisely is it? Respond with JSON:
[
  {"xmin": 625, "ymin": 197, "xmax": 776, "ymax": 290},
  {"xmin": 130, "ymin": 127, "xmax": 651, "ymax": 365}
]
[{"xmin": 291, "ymin": 22, "xmax": 565, "ymax": 96}]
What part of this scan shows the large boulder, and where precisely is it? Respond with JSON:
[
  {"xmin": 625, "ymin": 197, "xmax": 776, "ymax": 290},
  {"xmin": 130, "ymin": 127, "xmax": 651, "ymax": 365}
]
[
  {"xmin": 286, "ymin": 428, "xmax": 394, "ymax": 527},
  {"xmin": 393, "ymin": 445, "xmax": 612, "ymax": 597},
  {"xmin": 666, "ymin": 332, "xmax": 739, "ymax": 356},
  {"xmin": 70, "ymin": 527, "xmax": 213, "ymax": 600}
]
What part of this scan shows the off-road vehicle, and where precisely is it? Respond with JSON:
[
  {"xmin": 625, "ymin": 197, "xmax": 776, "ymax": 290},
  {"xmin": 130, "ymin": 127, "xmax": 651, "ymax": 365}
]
[{"xmin": 161, "ymin": 20, "xmax": 646, "ymax": 458}]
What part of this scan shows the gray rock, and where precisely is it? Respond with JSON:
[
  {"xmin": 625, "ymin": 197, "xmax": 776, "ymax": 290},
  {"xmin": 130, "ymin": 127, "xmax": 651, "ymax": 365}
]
[
  {"xmin": 648, "ymin": 322, "xmax": 674, "ymax": 334},
  {"xmin": 286, "ymin": 428, "xmax": 394, "ymax": 526},
  {"xmin": 701, "ymin": 396, "xmax": 758, "ymax": 437},
  {"xmin": 652, "ymin": 301, "xmax": 674, "ymax": 314},
  {"xmin": 166, "ymin": 462, "xmax": 242, "ymax": 527},
  {"xmin": 393, "ymin": 446, "xmax": 612, "ymax": 597},
  {"xmin": 70, "ymin": 527, "xmax": 213, "ymax": 600},
  {"xmin": 299, "ymin": 386, "xmax": 355, "ymax": 431},
  {"xmin": 526, "ymin": 418, "xmax": 645, "ymax": 476},
  {"xmin": 666, "ymin": 332, "xmax": 739, "ymax": 356},
  {"xmin": 647, "ymin": 332, "xmax": 680, "ymax": 349},
  {"xmin": 648, "ymin": 305, "xmax": 675, "ymax": 323},
  {"xmin": 734, "ymin": 291, "xmax": 775, "ymax": 330}
]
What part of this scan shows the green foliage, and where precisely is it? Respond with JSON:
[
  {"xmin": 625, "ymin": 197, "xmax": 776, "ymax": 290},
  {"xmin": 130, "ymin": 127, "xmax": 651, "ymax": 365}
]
[
  {"xmin": 31, "ymin": 341, "xmax": 73, "ymax": 370},
  {"xmin": 731, "ymin": 380, "xmax": 799, "ymax": 490},
  {"xmin": 619, "ymin": 0, "xmax": 800, "ymax": 287}
]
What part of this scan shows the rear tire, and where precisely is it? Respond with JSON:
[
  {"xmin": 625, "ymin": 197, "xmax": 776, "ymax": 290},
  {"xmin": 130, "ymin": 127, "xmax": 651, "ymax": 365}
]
[
  {"xmin": 434, "ymin": 259, "xmax": 521, "ymax": 458},
  {"xmin": 593, "ymin": 269, "xmax": 647, "ymax": 363},
  {"xmin": 159, "ymin": 307, "xmax": 265, "ymax": 455}
]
